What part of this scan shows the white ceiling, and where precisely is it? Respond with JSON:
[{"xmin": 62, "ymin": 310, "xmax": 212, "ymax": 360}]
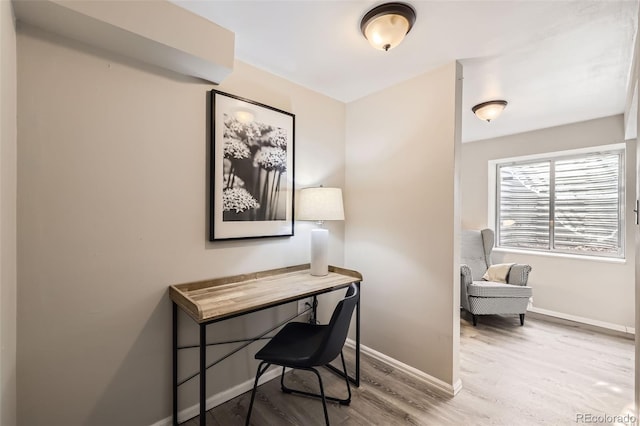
[{"xmin": 173, "ymin": 0, "xmax": 638, "ymax": 142}]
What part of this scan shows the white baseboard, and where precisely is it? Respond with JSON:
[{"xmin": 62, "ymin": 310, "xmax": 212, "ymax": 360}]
[
  {"xmin": 152, "ymin": 340, "xmax": 463, "ymax": 425},
  {"xmin": 527, "ymin": 306, "xmax": 635, "ymax": 337},
  {"xmin": 150, "ymin": 367, "xmax": 285, "ymax": 426},
  {"xmin": 345, "ymin": 339, "xmax": 462, "ymax": 397}
]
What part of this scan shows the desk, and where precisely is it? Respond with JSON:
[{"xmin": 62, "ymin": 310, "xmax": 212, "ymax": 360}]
[{"xmin": 169, "ymin": 264, "xmax": 363, "ymax": 426}]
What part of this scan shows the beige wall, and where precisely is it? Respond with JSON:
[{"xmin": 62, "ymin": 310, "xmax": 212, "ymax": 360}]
[
  {"xmin": 1, "ymin": 0, "xmax": 18, "ymax": 424},
  {"xmin": 345, "ymin": 62, "xmax": 462, "ymax": 386},
  {"xmin": 461, "ymin": 115, "xmax": 635, "ymax": 329},
  {"xmin": 16, "ymin": 25, "xmax": 345, "ymax": 425}
]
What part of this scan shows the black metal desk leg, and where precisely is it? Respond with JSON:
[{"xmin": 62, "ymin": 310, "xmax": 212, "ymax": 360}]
[
  {"xmin": 173, "ymin": 303, "xmax": 178, "ymax": 426},
  {"xmin": 355, "ymin": 281, "xmax": 361, "ymax": 387},
  {"xmin": 311, "ymin": 295, "xmax": 318, "ymax": 324},
  {"xmin": 200, "ymin": 324, "xmax": 206, "ymax": 426}
]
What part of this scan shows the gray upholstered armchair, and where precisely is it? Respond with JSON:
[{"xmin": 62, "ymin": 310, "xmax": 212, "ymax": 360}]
[{"xmin": 460, "ymin": 228, "xmax": 532, "ymax": 326}]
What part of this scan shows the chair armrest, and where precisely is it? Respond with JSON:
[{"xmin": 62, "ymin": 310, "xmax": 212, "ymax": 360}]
[
  {"xmin": 460, "ymin": 264, "xmax": 473, "ymax": 311},
  {"xmin": 460, "ymin": 264, "xmax": 473, "ymax": 286},
  {"xmin": 507, "ymin": 264, "xmax": 532, "ymax": 286}
]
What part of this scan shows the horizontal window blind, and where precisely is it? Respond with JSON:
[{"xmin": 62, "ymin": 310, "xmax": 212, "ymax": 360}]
[
  {"xmin": 498, "ymin": 161, "xmax": 550, "ymax": 249},
  {"xmin": 554, "ymin": 154, "xmax": 620, "ymax": 254},
  {"xmin": 496, "ymin": 150, "xmax": 623, "ymax": 258}
]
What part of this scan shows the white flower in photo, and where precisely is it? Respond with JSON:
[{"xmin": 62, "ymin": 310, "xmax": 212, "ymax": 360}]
[
  {"xmin": 254, "ymin": 147, "xmax": 287, "ymax": 172},
  {"xmin": 267, "ymin": 128, "xmax": 287, "ymax": 148},
  {"xmin": 223, "ymin": 188, "xmax": 260, "ymax": 213},
  {"xmin": 225, "ymin": 116, "xmax": 244, "ymax": 135},
  {"xmin": 224, "ymin": 138, "xmax": 250, "ymax": 160}
]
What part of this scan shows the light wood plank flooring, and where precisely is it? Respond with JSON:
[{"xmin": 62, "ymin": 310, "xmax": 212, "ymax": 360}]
[{"xmin": 184, "ymin": 314, "xmax": 634, "ymax": 425}]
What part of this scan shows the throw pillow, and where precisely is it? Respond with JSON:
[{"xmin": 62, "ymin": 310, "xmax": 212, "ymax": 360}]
[{"xmin": 482, "ymin": 263, "xmax": 515, "ymax": 283}]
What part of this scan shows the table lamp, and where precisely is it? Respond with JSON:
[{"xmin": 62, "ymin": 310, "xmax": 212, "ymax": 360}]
[{"xmin": 297, "ymin": 187, "xmax": 345, "ymax": 276}]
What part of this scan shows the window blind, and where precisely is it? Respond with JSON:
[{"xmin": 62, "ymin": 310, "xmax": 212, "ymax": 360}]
[
  {"xmin": 496, "ymin": 151, "xmax": 623, "ymax": 257},
  {"xmin": 498, "ymin": 161, "xmax": 550, "ymax": 249}
]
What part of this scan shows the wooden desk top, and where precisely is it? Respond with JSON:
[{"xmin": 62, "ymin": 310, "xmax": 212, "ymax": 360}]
[{"xmin": 170, "ymin": 264, "xmax": 363, "ymax": 324}]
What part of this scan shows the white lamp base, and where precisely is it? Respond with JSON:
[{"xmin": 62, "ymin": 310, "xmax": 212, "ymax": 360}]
[{"xmin": 310, "ymin": 228, "xmax": 329, "ymax": 276}]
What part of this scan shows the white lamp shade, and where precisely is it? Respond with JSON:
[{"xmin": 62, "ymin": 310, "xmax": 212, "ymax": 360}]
[{"xmin": 297, "ymin": 187, "xmax": 345, "ymax": 221}]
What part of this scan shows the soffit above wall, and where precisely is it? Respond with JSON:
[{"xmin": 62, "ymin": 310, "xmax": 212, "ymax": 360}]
[{"xmin": 12, "ymin": 0, "xmax": 234, "ymax": 84}]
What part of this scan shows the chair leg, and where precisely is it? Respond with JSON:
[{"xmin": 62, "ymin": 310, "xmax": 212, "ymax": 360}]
[
  {"xmin": 246, "ymin": 361, "xmax": 271, "ymax": 426},
  {"xmin": 310, "ymin": 367, "xmax": 330, "ymax": 426},
  {"xmin": 519, "ymin": 314, "xmax": 525, "ymax": 326},
  {"xmin": 280, "ymin": 366, "xmax": 290, "ymax": 393},
  {"xmin": 276, "ymin": 353, "xmax": 352, "ymax": 425},
  {"xmin": 338, "ymin": 351, "xmax": 351, "ymax": 405},
  {"xmin": 281, "ymin": 365, "xmax": 351, "ymax": 405},
  {"xmin": 472, "ymin": 314, "xmax": 478, "ymax": 326}
]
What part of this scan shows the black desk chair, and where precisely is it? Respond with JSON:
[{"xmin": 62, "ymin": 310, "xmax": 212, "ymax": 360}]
[{"xmin": 245, "ymin": 283, "xmax": 359, "ymax": 426}]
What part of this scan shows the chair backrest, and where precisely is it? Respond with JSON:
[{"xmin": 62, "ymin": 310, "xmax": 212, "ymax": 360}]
[
  {"xmin": 310, "ymin": 283, "xmax": 359, "ymax": 366},
  {"xmin": 461, "ymin": 228, "xmax": 494, "ymax": 281}
]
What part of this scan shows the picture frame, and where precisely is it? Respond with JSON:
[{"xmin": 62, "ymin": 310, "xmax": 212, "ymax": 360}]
[{"xmin": 210, "ymin": 90, "xmax": 295, "ymax": 241}]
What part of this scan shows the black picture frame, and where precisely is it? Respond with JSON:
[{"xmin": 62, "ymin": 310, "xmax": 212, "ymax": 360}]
[{"xmin": 210, "ymin": 90, "xmax": 295, "ymax": 241}]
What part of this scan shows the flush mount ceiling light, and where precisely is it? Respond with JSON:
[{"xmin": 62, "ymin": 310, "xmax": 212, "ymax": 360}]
[
  {"xmin": 360, "ymin": 2, "xmax": 416, "ymax": 52},
  {"xmin": 472, "ymin": 100, "xmax": 508, "ymax": 122}
]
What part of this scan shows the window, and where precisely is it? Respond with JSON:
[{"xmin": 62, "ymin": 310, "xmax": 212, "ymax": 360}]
[{"xmin": 495, "ymin": 148, "xmax": 624, "ymax": 258}]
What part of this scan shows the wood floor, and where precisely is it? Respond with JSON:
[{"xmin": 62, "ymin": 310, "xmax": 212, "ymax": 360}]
[{"xmin": 184, "ymin": 313, "xmax": 635, "ymax": 425}]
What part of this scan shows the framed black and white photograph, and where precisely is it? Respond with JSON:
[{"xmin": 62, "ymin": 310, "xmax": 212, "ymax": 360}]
[{"xmin": 210, "ymin": 90, "xmax": 295, "ymax": 241}]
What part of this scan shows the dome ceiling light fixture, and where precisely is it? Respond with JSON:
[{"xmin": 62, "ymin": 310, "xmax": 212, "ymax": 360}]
[
  {"xmin": 360, "ymin": 2, "xmax": 416, "ymax": 52},
  {"xmin": 472, "ymin": 100, "xmax": 508, "ymax": 122}
]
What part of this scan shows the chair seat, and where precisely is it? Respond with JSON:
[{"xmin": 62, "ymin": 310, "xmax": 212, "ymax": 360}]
[
  {"xmin": 255, "ymin": 322, "xmax": 329, "ymax": 367},
  {"xmin": 468, "ymin": 280, "xmax": 532, "ymax": 298}
]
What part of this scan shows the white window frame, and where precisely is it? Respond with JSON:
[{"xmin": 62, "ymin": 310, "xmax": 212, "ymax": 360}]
[{"xmin": 488, "ymin": 143, "xmax": 626, "ymax": 260}]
